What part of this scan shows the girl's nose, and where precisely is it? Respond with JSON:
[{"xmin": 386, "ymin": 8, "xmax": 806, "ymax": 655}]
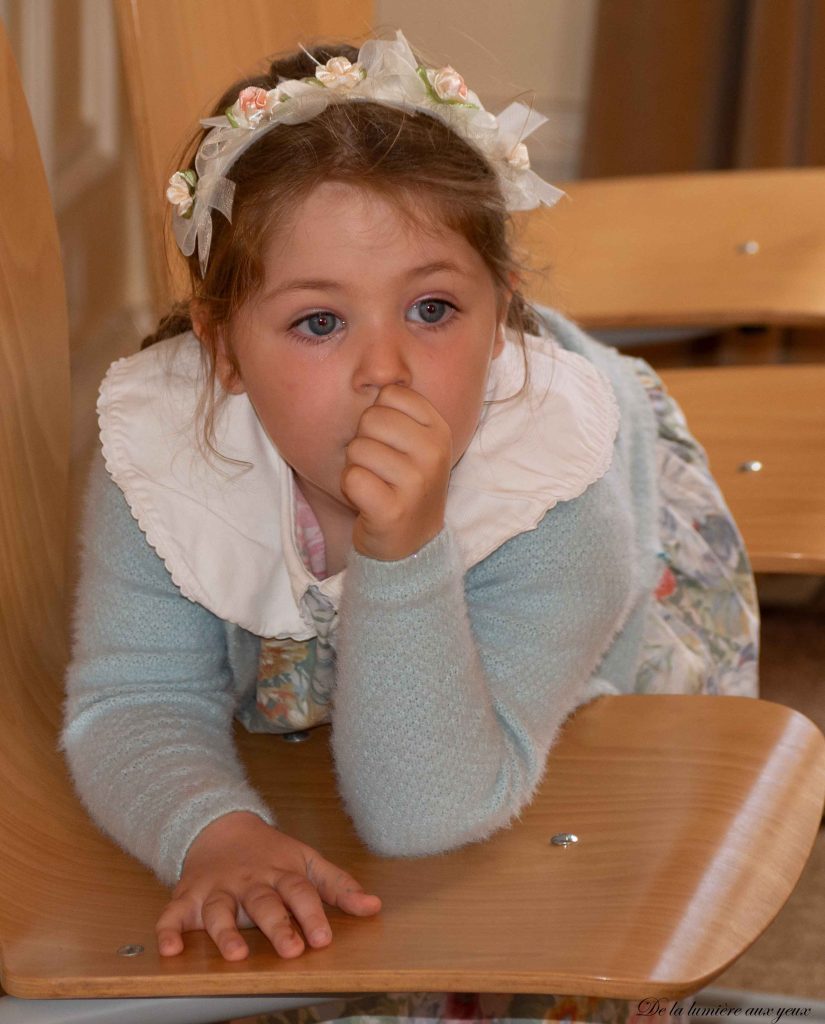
[{"xmin": 351, "ymin": 331, "xmax": 412, "ymax": 392}]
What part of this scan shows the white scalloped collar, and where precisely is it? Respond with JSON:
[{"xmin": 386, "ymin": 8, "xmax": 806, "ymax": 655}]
[{"xmin": 98, "ymin": 328, "xmax": 618, "ymax": 638}]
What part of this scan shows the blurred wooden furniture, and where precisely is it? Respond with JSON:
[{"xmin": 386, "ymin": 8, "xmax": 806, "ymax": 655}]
[
  {"xmin": 517, "ymin": 169, "xmax": 825, "ymax": 339},
  {"xmin": 114, "ymin": 0, "xmax": 374, "ymax": 313},
  {"xmin": 659, "ymin": 364, "xmax": 825, "ymax": 574},
  {"xmin": 4, "ymin": 12, "xmax": 825, "ymax": 1024},
  {"xmin": 520, "ymin": 171, "xmax": 825, "ymax": 574}
]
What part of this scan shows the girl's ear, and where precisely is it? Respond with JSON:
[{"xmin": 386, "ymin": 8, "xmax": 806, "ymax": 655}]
[
  {"xmin": 190, "ymin": 303, "xmax": 246, "ymax": 395},
  {"xmin": 493, "ymin": 320, "xmax": 507, "ymax": 359},
  {"xmin": 213, "ymin": 328, "xmax": 247, "ymax": 395}
]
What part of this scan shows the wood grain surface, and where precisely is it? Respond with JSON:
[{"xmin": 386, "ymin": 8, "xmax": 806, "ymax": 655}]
[
  {"xmin": 515, "ymin": 169, "xmax": 825, "ymax": 330},
  {"xmin": 0, "ymin": 16, "xmax": 70, "ymax": 746},
  {"xmin": 662, "ymin": 364, "xmax": 825, "ymax": 573},
  {"xmin": 1, "ymin": 697, "xmax": 823, "ymax": 1000}
]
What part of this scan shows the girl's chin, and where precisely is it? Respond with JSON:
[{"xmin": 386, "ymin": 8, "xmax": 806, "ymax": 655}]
[{"xmin": 292, "ymin": 471, "xmax": 358, "ymax": 515}]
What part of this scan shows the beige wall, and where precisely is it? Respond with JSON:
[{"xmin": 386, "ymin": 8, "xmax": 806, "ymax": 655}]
[
  {"xmin": 2, "ymin": 0, "xmax": 597, "ymax": 464},
  {"xmin": 376, "ymin": 0, "xmax": 598, "ymax": 183}
]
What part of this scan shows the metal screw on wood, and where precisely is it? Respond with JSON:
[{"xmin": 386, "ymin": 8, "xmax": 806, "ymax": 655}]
[
  {"xmin": 283, "ymin": 730, "xmax": 311, "ymax": 743},
  {"xmin": 117, "ymin": 944, "xmax": 145, "ymax": 957},
  {"xmin": 550, "ymin": 833, "xmax": 579, "ymax": 847}
]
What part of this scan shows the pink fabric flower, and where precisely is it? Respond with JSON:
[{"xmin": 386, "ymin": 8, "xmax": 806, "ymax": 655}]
[
  {"xmin": 239, "ymin": 86, "xmax": 268, "ymax": 116},
  {"xmin": 431, "ymin": 65, "xmax": 469, "ymax": 101},
  {"xmin": 227, "ymin": 85, "xmax": 287, "ymax": 128}
]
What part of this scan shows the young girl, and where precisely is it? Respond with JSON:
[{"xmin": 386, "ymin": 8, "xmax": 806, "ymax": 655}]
[{"xmin": 62, "ymin": 28, "xmax": 758, "ymax": 1024}]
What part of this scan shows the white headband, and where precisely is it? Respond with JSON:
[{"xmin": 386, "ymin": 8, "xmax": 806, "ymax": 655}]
[{"xmin": 167, "ymin": 29, "xmax": 567, "ymax": 276}]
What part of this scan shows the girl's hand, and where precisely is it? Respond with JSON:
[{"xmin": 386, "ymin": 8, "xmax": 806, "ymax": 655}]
[
  {"xmin": 155, "ymin": 811, "xmax": 382, "ymax": 961},
  {"xmin": 341, "ymin": 384, "xmax": 452, "ymax": 561}
]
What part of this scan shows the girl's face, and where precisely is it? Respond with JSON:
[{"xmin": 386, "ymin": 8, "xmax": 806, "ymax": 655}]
[{"xmin": 213, "ymin": 181, "xmax": 509, "ymax": 524}]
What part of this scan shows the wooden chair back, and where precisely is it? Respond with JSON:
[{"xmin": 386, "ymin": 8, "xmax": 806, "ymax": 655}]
[
  {"xmin": 0, "ymin": 9, "xmax": 75, "ymax": 985},
  {"xmin": 515, "ymin": 168, "xmax": 825, "ymax": 331},
  {"xmin": 661, "ymin": 364, "xmax": 825, "ymax": 574},
  {"xmin": 114, "ymin": 0, "xmax": 373, "ymax": 314}
]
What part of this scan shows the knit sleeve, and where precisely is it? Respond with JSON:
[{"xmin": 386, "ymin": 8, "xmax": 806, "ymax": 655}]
[
  {"xmin": 331, "ymin": 465, "xmax": 644, "ymax": 858},
  {"xmin": 61, "ymin": 451, "xmax": 274, "ymax": 886}
]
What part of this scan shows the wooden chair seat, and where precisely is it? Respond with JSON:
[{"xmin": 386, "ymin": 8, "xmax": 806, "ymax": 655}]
[
  {"xmin": 1, "ymin": 697, "xmax": 823, "ymax": 1002},
  {"xmin": 661, "ymin": 364, "xmax": 825, "ymax": 574}
]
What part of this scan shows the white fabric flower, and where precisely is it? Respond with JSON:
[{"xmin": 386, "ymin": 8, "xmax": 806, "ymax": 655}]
[
  {"xmin": 507, "ymin": 142, "xmax": 530, "ymax": 170},
  {"xmin": 430, "ymin": 65, "xmax": 469, "ymax": 102},
  {"xmin": 166, "ymin": 171, "xmax": 196, "ymax": 216},
  {"xmin": 316, "ymin": 56, "xmax": 365, "ymax": 92}
]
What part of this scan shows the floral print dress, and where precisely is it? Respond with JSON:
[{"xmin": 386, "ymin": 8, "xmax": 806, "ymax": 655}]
[{"xmin": 235, "ymin": 361, "xmax": 759, "ymax": 1024}]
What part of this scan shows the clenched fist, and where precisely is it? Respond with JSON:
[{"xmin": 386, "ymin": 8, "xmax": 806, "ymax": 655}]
[{"xmin": 341, "ymin": 385, "xmax": 452, "ymax": 562}]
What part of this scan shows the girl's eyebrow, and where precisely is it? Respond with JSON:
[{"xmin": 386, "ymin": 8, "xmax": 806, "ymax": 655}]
[{"xmin": 263, "ymin": 260, "xmax": 470, "ymax": 303}]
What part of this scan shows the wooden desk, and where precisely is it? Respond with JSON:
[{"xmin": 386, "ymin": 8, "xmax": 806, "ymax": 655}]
[
  {"xmin": 2, "ymin": 696, "xmax": 823, "ymax": 1001},
  {"xmin": 662, "ymin": 364, "xmax": 825, "ymax": 574}
]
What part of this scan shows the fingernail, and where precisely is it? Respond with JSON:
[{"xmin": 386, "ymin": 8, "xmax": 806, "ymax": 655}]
[{"xmin": 311, "ymin": 927, "xmax": 331, "ymax": 944}]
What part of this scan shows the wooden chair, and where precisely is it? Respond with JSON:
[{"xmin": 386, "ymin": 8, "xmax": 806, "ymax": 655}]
[
  {"xmin": 5, "ymin": 10, "xmax": 824, "ymax": 1023},
  {"xmin": 517, "ymin": 172, "xmax": 825, "ymax": 575},
  {"xmin": 114, "ymin": 0, "xmax": 374, "ymax": 314},
  {"xmin": 657, "ymin": 364, "xmax": 825, "ymax": 574}
]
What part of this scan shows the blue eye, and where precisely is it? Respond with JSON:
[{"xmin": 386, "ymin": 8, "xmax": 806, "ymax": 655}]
[
  {"xmin": 289, "ymin": 311, "xmax": 342, "ymax": 340},
  {"xmin": 409, "ymin": 299, "xmax": 455, "ymax": 326}
]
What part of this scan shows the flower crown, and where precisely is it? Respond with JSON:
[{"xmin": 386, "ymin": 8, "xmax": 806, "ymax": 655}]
[{"xmin": 167, "ymin": 29, "xmax": 567, "ymax": 276}]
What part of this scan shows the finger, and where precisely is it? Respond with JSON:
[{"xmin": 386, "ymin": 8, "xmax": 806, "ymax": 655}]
[
  {"xmin": 355, "ymin": 402, "xmax": 452, "ymax": 475},
  {"xmin": 241, "ymin": 883, "xmax": 309, "ymax": 957},
  {"xmin": 340, "ymin": 461, "xmax": 395, "ymax": 509},
  {"xmin": 155, "ymin": 900, "xmax": 190, "ymax": 957},
  {"xmin": 155, "ymin": 922, "xmax": 185, "ymax": 957},
  {"xmin": 345, "ymin": 436, "xmax": 417, "ymax": 489},
  {"xmin": 303, "ymin": 854, "xmax": 383, "ymax": 916},
  {"xmin": 270, "ymin": 874, "xmax": 334, "ymax": 949},
  {"xmin": 357, "ymin": 403, "xmax": 437, "ymax": 452},
  {"xmin": 373, "ymin": 383, "xmax": 441, "ymax": 426},
  {"xmin": 338, "ymin": 887, "xmax": 383, "ymax": 915},
  {"xmin": 200, "ymin": 891, "xmax": 251, "ymax": 961}
]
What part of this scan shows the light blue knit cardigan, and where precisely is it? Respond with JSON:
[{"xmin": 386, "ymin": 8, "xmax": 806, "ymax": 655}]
[{"xmin": 61, "ymin": 308, "xmax": 661, "ymax": 885}]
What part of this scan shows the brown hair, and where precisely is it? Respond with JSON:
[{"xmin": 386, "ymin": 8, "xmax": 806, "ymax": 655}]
[{"xmin": 143, "ymin": 37, "xmax": 549, "ymax": 457}]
